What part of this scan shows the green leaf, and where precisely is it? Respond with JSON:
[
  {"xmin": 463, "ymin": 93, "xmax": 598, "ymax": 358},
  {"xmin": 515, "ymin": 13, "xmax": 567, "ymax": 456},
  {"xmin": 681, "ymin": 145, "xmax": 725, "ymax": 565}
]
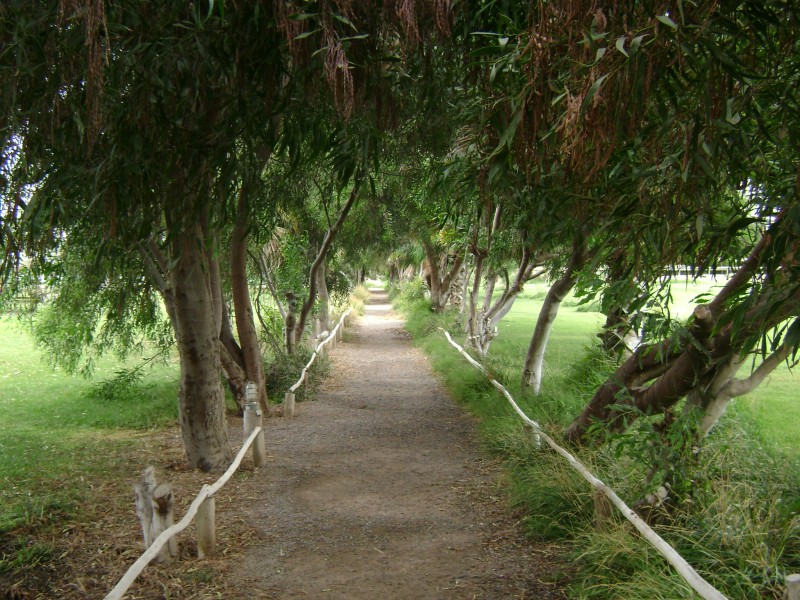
[
  {"xmin": 615, "ymin": 36, "xmax": 628, "ymax": 57},
  {"xmin": 332, "ymin": 13, "xmax": 358, "ymax": 31},
  {"xmin": 784, "ymin": 318, "xmax": 800, "ymax": 352},
  {"xmin": 592, "ymin": 47, "xmax": 607, "ymax": 65},
  {"xmin": 630, "ymin": 34, "xmax": 647, "ymax": 53},
  {"xmin": 289, "ymin": 12, "xmax": 319, "ymax": 21},
  {"xmin": 695, "ymin": 215, "xmax": 705, "ymax": 240},
  {"xmin": 581, "ymin": 73, "xmax": 609, "ymax": 114},
  {"xmin": 498, "ymin": 110, "xmax": 523, "ymax": 150},
  {"xmin": 656, "ymin": 14, "xmax": 678, "ymax": 30},
  {"xmin": 293, "ymin": 29, "xmax": 320, "ymax": 41}
]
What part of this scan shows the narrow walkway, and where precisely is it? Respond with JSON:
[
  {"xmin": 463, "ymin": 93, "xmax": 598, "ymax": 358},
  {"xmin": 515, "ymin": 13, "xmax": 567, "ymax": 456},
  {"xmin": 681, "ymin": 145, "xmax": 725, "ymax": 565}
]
[{"xmin": 232, "ymin": 289, "xmax": 565, "ymax": 599}]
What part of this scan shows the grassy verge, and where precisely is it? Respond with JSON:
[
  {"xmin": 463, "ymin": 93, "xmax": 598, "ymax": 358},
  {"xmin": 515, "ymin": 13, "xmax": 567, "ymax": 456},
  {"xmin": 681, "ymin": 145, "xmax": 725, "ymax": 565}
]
[
  {"xmin": 0, "ymin": 317, "xmax": 179, "ymax": 570},
  {"xmin": 391, "ymin": 278, "xmax": 800, "ymax": 599}
]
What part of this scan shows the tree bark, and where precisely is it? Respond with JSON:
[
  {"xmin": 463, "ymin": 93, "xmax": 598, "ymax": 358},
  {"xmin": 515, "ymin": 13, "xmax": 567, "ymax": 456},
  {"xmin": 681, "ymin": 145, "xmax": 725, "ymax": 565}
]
[
  {"xmin": 565, "ymin": 286, "xmax": 800, "ymax": 443},
  {"xmin": 168, "ymin": 224, "xmax": 233, "ymax": 472},
  {"xmin": 522, "ymin": 234, "xmax": 589, "ymax": 393},
  {"xmin": 422, "ymin": 240, "xmax": 466, "ymax": 312},
  {"xmin": 231, "ymin": 183, "xmax": 270, "ymax": 414},
  {"xmin": 473, "ymin": 245, "xmax": 547, "ymax": 356},
  {"xmin": 316, "ymin": 261, "xmax": 330, "ymax": 335}
]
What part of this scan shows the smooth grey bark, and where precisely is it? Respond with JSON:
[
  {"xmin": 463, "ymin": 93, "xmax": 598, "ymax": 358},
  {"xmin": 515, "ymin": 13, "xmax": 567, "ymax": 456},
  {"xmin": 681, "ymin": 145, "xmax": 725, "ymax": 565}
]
[
  {"xmin": 522, "ymin": 234, "xmax": 589, "ymax": 393},
  {"xmin": 168, "ymin": 223, "xmax": 233, "ymax": 472}
]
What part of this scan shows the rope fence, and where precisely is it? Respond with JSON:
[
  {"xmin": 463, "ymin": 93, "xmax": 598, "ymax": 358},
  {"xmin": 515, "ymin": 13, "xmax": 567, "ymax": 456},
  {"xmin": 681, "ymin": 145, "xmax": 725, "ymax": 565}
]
[
  {"xmin": 105, "ymin": 307, "xmax": 355, "ymax": 599},
  {"xmin": 105, "ymin": 426, "xmax": 263, "ymax": 600},
  {"xmin": 284, "ymin": 307, "xmax": 353, "ymax": 417},
  {"xmin": 441, "ymin": 329, "xmax": 728, "ymax": 600}
]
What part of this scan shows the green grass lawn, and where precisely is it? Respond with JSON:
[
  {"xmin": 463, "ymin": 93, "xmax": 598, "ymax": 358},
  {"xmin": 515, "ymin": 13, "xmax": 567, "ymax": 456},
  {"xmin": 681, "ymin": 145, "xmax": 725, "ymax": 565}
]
[
  {"xmin": 483, "ymin": 279, "xmax": 800, "ymax": 458},
  {"xmin": 0, "ymin": 317, "xmax": 179, "ymax": 534},
  {"xmin": 395, "ymin": 278, "xmax": 800, "ymax": 598}
]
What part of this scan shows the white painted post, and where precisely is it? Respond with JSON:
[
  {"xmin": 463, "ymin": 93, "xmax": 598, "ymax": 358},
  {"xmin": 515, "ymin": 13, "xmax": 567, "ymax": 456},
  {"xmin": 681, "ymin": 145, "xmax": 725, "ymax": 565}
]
[
  {"xmin": 284, "ymin": 391, "xmax": 296, "ymax": 418},
  {"xmin": 787, "ymin": 574, "xmax": 800, "ymax": 600},
  {"xmin": 196, "ymin": 496, "xmax": 216, "ymax": 558},
  {"xmin": 243, "ymin": 382, "xmax": 267, "ymax": 467}
]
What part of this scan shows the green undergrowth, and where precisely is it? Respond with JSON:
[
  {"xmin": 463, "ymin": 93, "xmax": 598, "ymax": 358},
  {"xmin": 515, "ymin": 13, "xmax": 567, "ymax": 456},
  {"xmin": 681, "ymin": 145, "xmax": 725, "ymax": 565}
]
[
  {"xmin": 390, "ymin": 279, "xmax": 800, "ymax": 599},
  {"xmin": 265, "ymin": 344, "xmax": 331, "ymax": 403}
]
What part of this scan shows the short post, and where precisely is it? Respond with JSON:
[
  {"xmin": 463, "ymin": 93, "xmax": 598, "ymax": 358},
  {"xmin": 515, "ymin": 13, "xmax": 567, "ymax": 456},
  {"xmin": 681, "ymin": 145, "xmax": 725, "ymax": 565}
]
[
  {"xmin": 150, "ymin": 484, "xmax": 178, "ymax": 563},
  {"xmin": 196, "ymin": 495, "xmax": 216, "ymax": 558},
  {"xmin": 594, "ymin": 487, "xmax": 613, "ymax": 530},
  {"xmin": 284, "ymin": 391, "xmax": 296, "ymax": 418},
  {"xmin": 522, "ymin": 422, "xmax": 541, "ymax": 450},
  {"xmin": 243, "ymin": 382, "xmax": 267, "ymax": 467},
  {"xmin": 787, "ymin": 574, "xmax": 800, "ymax": 600}
]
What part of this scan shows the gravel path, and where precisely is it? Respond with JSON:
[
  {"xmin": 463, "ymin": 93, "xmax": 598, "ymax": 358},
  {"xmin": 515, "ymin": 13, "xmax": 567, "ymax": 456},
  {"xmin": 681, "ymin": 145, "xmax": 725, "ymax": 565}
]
[{"xmin": 231, "ymin": 289, "xmax": 567, "ymax": 599}]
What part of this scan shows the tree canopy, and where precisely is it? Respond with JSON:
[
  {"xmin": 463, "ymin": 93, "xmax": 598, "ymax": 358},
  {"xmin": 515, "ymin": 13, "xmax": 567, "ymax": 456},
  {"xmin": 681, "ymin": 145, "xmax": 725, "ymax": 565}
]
[{"xmin": 2, "ymin": 0, "xmax": 799, "ymax": 477}]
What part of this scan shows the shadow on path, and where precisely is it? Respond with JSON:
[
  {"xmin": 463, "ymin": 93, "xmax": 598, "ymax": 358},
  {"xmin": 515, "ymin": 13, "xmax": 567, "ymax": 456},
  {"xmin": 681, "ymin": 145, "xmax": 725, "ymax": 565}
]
[{"xmin": 231, "ymin": 288, "xmax": 567, "ymax": 599}]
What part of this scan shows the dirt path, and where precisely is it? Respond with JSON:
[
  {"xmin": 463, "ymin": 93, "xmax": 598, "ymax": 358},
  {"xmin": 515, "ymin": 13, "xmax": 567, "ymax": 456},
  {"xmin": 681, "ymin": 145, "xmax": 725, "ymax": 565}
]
[{"xmin": 232, "ymin": 289, "xmax": 567, "ymax": 599}]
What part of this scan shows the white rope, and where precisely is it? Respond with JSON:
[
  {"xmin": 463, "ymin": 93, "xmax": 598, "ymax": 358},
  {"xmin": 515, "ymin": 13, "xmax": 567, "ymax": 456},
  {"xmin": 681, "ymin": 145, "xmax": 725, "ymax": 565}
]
[
  {"xmin": 440, "ymin": 329, "xmax": 727, "ymax": 600},
  {"xmin": 288, "ymin": 307, "xmax": 353, "ymax": 394},
  {"xmin": 105, "ymin": 426, "xmax": 263, "ymax": 600}
]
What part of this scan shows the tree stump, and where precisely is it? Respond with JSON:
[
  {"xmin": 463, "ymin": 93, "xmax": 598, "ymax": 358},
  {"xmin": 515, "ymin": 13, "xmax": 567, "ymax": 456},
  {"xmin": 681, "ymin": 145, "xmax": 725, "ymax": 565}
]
[
  {"xmin": 134, "ymin": 467, "xmax": 157, "ymax": 547},
  {"xmin": 150, "ymin": 483, "xmax": 178, "ymax": 563},
  {"xmin": 134, "ymin": 467, "xmax": 178, "ymax": 563}
]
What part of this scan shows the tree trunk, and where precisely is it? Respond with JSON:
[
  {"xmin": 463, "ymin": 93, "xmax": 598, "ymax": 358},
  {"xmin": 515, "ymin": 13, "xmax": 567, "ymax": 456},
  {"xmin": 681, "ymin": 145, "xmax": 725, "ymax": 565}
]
[
  {"xmin": 169, "ymin": 225, "xmax": 233, "ymax": 472},
  {"xmin": 565, "ymin": 286, "xmax": 800, "ymax": 444},
  {"xmin": 231, "ymin": 184, "xmax": 270, "ymax": 415},
  {"xmin": 522, "ymin": 235, "xmax": 589, "ymax": 393},
  {"xmin": 316, "ymin": 261, "xmax": 330, "ymax": 335},
  {"xmin": 422, "ymin": 240, "xmax": 465, "ymax": 312},
  {"xmin": 289, "ymin": 177, "xmax": 361, "ymax": 350},
  {"xmin": 475, "ymin": 246, "xmax": 547, "ymax": 356}
]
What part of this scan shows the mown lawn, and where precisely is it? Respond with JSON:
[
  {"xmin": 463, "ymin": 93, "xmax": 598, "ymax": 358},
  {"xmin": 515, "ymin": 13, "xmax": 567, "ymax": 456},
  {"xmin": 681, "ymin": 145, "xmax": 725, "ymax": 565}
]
[
  {"xmin": 0, "ymin": 317, "xmax": 179, "ymax": 534},
  {"xmin": 486, "ymin": 279, "xmax": 800, "ymax": 457}
]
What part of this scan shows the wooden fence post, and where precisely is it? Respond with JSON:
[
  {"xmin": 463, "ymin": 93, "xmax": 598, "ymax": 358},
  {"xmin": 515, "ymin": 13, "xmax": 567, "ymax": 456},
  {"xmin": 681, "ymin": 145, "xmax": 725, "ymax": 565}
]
[
  {"xmin": 594, "ymin": 487, "xmax": 613, "ymax": 530},
  {"xmin": 196, "ymin": 496, "xmax": 216, "ymax": 558},
  {"xmin": 284, "ymin": 391, "xmax": 296, "ymax": 418},
  {"xmin": 786, "ymin": 574, "xmax": 800, "ymax": 600},
  {"xmin": 134, "ymin": 467, "xmax": 157, "ymax": 547},
  {"xmin": 134, "ymin": 467, "xmax": 178, "ymax": 562},
  {"xmin": 243, "ymin": 382, "xmax": 267, "ymax": 467},
  {"xmin": 150, "ymin": 484, "xmax": 178, "ymax": 562}
]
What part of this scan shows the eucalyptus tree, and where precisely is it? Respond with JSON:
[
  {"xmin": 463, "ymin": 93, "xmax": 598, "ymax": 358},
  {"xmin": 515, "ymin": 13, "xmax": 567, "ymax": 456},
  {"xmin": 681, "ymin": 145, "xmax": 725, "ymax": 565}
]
[
  {"xmin": 1, "ymin": 0, "xmax": 454, "ymax": 470},
  {"xmin": 504, "ymin": 0, "xmax": 800, "ymax": 460}
]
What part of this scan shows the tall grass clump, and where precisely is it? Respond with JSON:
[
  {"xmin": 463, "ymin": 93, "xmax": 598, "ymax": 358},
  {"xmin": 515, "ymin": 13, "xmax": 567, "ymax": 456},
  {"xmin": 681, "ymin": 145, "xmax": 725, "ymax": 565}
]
[
  {"xmin": 391, "ymin": 289, "xmax": 800, "ymax": 599},
  {"xmin": 265, "ymin": 344, "xmax": 331, "ymax": 404}
]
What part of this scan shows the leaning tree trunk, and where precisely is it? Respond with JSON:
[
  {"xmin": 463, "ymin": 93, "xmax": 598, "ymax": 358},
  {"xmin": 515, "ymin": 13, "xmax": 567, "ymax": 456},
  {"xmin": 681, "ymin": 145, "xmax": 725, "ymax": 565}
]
[
  {"xmin": 565, "ymin": 271, "xmax": 800, "ymax": 443},
  {"xmin": 288, "ymin": 175, "xmax": 361, "ymax": 351},
  {"xmin": 315, "ymin": 261, "xmax": 331, "ymax": 336},
  {"xmin": 169, "ymin": 226, "xmax": 233, "ymax": 472},
  {"xmin": 231, "ymin": 184, "xmax": 270, "ymax": 414},
  {"xmin": 522, "ymin": 235, "xmax": 589, "ymax": 393}
]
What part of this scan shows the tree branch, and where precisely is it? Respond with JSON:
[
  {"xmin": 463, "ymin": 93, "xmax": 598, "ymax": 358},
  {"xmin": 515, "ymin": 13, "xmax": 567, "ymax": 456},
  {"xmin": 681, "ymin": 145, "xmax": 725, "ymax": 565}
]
[{"xmin": 295, "ymin": 173, "xmax": 363, "ymax": 343}]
